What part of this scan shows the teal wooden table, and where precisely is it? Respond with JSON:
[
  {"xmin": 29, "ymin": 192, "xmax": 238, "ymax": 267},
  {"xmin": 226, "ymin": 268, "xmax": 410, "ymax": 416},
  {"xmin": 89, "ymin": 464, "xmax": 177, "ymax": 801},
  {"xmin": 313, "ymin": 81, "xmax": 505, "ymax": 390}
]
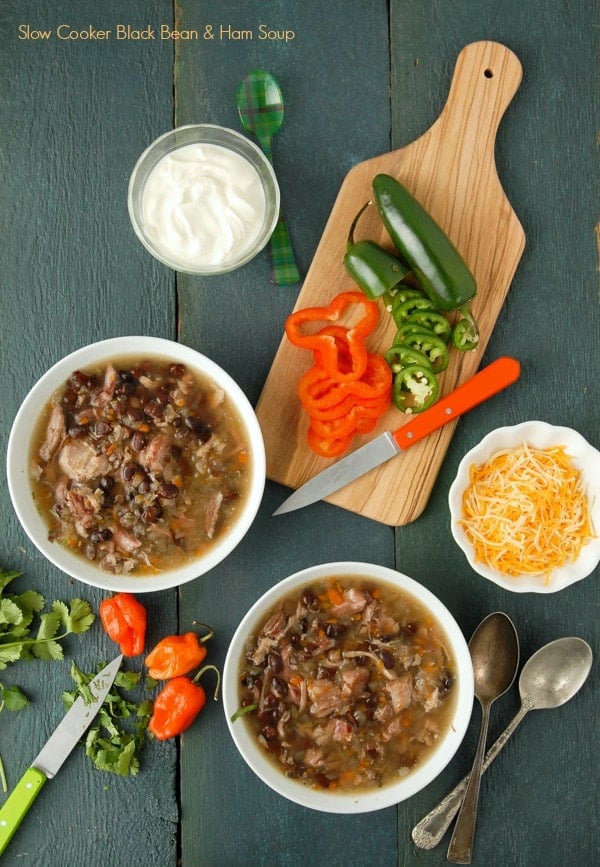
[{"xmin": 0, "ymin": 2, "xmax": 598, "ymax": 865}]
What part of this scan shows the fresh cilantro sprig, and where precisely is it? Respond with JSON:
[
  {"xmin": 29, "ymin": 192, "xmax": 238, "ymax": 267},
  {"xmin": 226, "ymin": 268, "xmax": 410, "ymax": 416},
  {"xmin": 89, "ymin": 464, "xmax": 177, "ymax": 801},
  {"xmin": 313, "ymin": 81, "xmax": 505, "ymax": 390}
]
[
  {"xmin": 63, "ymin": 662, "xmax": 153, "ymax": 777},
  {"xmin": 0, "ymin": 570, "xmax": 94, "ymax": 667},
  {"xmin": 0, "ymin": 567, "xmax": 94, "ymax": 793}
]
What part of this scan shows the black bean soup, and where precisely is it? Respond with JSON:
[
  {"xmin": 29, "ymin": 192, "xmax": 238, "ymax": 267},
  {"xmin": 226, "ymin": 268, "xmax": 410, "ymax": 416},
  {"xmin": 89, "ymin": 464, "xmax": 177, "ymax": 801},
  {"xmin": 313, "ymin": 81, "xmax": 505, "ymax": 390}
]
[
  {"xmin": 237, "ymin": 576, "xmax": 457, "ymax": 793},
  {"xmin": 30, "ymin": 356, "xmax": 251, "ymax": 575}
]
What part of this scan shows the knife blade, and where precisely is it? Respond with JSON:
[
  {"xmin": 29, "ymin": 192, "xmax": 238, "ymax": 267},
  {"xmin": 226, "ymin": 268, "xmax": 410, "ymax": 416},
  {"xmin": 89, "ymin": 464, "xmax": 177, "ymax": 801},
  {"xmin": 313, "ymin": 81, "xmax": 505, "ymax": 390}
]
[
  {"xmin": 0, "ymin": 653, "xmax": 123, "ymax": 855},
  {"xmin": 274, "ymin": 356, "xmax": 520, "ymax": 515}
]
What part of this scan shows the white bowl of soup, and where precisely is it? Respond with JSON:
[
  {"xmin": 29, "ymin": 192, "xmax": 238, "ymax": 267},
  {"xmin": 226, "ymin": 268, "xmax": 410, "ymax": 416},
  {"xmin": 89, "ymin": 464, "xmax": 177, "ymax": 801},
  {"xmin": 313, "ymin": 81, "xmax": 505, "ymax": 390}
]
[
  {"xmin": 223, "ymin": 562, "xmax": 474, "ymax": 814},
  {"xmin": 7, "ymin": 336, "xmax": 265, "ymax": 593}
]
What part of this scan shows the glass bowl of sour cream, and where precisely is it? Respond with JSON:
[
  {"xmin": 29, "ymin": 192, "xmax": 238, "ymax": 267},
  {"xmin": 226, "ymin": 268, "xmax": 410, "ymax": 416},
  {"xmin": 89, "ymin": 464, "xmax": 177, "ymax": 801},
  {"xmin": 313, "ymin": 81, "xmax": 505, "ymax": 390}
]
[{"xmin": 128, "ymin": 124, "xmax": 280, "ymax": 274}]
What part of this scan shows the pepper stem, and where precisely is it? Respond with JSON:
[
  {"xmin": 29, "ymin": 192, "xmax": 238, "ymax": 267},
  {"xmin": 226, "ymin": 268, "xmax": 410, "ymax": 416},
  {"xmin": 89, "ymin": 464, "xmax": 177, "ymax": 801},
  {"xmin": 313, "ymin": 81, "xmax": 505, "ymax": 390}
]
[
  {"xmin": 347, "ymin": 199, "xmax": 373, "ymax": 247},
  {"xmin": 191, "ymin": 621, "xmax": 215, "ymax": 644},
  {"xmin": 191, "ymin": 664, "xmax": 221, "ymax": 701}
]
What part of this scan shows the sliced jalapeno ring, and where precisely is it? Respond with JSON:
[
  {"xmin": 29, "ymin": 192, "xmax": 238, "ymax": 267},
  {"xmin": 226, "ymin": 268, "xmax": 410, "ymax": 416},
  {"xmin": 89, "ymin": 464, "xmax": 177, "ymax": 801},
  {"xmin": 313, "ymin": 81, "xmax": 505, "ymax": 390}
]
[
  {"xmin": 383, "ymin": 285, "xmax": 422, "ymax": 313},
  {"xmin": 451, "ymin": 304, "xmax": 480, "ymax": 351},
  {"xmin": 400, "ymin": 329, "xmax": 449, "ymax": 373},
  {"xmin": 393, "ymin": 364, "xmax": 439, "ymax": 413},
  {"xmin": 403, "ymin": 310, "xmax": 452, "ymax": 342},
  {"xmin": 391, "ymin": 294, "xmax": 437, "ymax": 325},
  {"xmin": 384, "ymin": 342, "xmax": 434, "ymax": 374}
]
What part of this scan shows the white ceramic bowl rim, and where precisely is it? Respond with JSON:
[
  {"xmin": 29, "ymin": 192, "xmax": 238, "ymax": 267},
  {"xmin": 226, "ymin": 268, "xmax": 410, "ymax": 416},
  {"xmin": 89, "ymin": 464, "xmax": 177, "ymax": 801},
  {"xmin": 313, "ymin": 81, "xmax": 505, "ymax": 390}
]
[
  {"xmin": 222, "ymin": 561, "xmax": 474, "ymax": 814},
  {"xmin": 6, "ymin": 336, "xmax": 266, "ymax": 593},
  {"xmin": 449, "ymin": 420, "xmax": 600, "ymax": 594},
  {"xmin": 127, "ymin": 124, "xmax": 281, "ymax": 275}
]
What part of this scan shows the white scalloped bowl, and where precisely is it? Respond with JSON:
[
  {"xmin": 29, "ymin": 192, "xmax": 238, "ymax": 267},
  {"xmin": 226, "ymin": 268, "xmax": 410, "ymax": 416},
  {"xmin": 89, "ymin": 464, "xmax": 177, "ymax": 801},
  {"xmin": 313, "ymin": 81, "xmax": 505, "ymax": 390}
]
[
  {"xmin": 449, "ymin": 421, "xmax": 600, "ymax": 594},
  {"xmin": 223, "ymin": 561, "xmax": 474, "ymax": 814},
  {"xmin": 6, "ymin": 336, "xmax": 266, "ymax": 593}
]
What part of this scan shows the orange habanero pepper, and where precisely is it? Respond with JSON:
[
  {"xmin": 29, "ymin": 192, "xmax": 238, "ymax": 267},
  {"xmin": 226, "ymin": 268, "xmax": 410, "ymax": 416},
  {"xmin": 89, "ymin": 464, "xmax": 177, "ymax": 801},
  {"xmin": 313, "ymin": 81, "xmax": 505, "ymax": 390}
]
[
  {"xmin": 145, "ymin": 630, "xmax": 212, "ymax": 680},
  {"xmin": 99, "ymin": 592, "xmax": 147, "ymax": 657},
  {"xmin": 148, "ymin": 665, "xmax": 220, "ymax": 740}
]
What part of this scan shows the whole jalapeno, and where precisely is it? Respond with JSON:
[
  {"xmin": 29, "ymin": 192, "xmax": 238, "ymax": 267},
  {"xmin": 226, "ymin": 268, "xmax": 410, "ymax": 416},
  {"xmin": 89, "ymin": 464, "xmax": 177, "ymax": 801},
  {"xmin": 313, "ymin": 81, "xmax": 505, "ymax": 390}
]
[
  {"xmin": 373, "ymin": 173, "xmax": 477, "ymax": 311},
  {"xmin": 343, "ymin": 201, "xmax": 409, "ymax": 299}
]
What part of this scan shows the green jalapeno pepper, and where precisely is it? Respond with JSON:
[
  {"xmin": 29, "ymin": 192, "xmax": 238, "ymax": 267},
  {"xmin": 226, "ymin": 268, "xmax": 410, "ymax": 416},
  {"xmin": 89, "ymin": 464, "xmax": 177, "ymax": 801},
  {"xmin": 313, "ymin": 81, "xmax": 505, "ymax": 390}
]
[
  {"xmin": 385, "ymin": 342, "xmax": 434, "ymax": 374},
  {"xmin": 400, "ymin": 329, "xmax": 449, "ymax": 373},
  {"xmin": 343, "ymin": 201, "xmax": 409, "ymax": 299},
  {"xmin": 393, "ymin": 364, "xmax": 439, "ymax": 413},
  {"xmin": 402, "ymin": 310, "xmax": 452, "ymax": 343},
  {"xmin": 451, "ymin": 304, "xmax": 480, "ymax": 351},
  {"xmin": 372, "ymin": 173, "xmax": 477, "ymax": 312},
  {"xmin": 391, "ymin": 294, "xmax": 436, "ymax": 325},
  {"xmin": 383, "ymin": 285, "xmax": 422, "ymax": 313}
]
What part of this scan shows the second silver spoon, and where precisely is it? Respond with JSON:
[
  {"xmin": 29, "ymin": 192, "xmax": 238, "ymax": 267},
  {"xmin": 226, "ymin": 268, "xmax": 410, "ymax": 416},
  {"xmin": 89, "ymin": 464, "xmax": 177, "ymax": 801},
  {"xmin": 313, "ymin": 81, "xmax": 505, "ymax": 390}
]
[{"xmin": 412, "ymin": 636, "xmax": 593, "ymax": 850}]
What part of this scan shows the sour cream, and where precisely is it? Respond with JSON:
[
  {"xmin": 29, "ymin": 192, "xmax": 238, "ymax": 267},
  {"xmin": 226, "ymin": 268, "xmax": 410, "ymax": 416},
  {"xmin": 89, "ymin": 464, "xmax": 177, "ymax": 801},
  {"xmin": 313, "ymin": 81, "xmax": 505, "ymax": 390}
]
[{"xmin": 140, "ymin": 142, "xmax": 268, "ymax": 270}]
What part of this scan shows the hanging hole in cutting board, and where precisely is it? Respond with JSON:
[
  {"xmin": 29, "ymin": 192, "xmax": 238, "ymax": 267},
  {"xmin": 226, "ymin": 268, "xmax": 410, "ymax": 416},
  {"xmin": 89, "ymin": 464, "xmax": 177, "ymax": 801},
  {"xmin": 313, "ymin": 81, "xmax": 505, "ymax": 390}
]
[{"xmin": 484, "ymin": 68, "xmax": 494, "ymax": 78}]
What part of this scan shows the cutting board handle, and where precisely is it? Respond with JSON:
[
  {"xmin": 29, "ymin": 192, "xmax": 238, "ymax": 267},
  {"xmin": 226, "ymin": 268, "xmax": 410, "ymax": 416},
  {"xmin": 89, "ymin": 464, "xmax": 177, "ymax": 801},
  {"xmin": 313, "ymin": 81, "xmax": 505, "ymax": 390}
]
[{"xmin": 430, "ymin": 41, "xmax": 523, "ymax": 167}]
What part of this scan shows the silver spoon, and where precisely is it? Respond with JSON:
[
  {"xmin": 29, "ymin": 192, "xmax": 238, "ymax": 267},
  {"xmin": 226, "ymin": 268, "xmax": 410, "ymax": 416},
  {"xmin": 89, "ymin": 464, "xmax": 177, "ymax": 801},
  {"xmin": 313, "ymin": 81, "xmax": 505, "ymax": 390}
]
[
  {"xmin": 447, "ymin": 612, "xmax": 519, "ymax": 864},
  {"xmin": 412, "ymin": 636, "xmax": 593, "ymax": 850}
]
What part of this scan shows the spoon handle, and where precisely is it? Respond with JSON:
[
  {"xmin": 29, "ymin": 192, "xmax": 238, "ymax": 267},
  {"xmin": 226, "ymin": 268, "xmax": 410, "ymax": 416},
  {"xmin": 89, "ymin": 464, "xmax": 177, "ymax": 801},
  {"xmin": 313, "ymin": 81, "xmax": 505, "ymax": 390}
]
[
  {"xmin": 412, "ymin": 703, "xmax": 530, "ymax": 849},
  {"xmin": 269, "ymin": 217, "xmax": 300, "ymax": 285},
  {"xmin": 447, "ymin": 703, "xmax": 491, "ymax": 863}
]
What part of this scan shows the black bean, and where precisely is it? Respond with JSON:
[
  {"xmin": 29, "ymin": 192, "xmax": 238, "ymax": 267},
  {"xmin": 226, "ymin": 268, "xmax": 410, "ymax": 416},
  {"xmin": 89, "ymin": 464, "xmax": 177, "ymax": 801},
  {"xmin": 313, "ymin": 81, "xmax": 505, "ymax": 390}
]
[
  {"xmin": 142, "ymin": 500, "xmax": 162, "ymax": 523},
  {"xmin": 301, "ymin": 589, "xmax": 316, "ymax": 608},
  {"xmin": 169, "ymin": 363, "xmax": 186, "ymax": 377},
  {"xmin": 158, "ymin": 483, "xmax": 179, "ymax": 499},
  {"xmin": 267, "ymin": 652, "xmax": 283, "ymax": 673},
  {"xmin": 115, "ymin": 381, "xmax": 135, "ymax": 397},
  {"xmin": 67, "ymin": 424, "xmax": 86, "ymax": 438},
  {"xmin": 145, "ymin": 401, "xmax": 164, "ymax": 420},
  {"xmin": 122, "ymin": 461, "xmax": 140, "ymax": 482},
  {"xmin": 119, "ymin": 370, "xmax": 135, "ymax": 383},
  {"xmin": 270, "ymin": 677, "xmax": 288, "ymax": 699},
  {"xmin": 325, "ymin": 622, "xmax": 346, "ymax": 639},
  {"xmin": 126, "ymin": 407, "xmax": 145, "ymax": 424},
  {"xmin": 184, "ymin": 414, "xmax": 212, "ymax": 442},
  {"xmin": 438, "ymin": 671, "xmax": 454, "ymax": 696},
  {"xmin": 94, "ymin": 421, "xmax": 112, "ymax": 437},
  {"xmin": 99, "ymin": 475, "xmax": 114, "ymax": 492},
  {"xmin": 130, "ymin": 431, "xmax": 147, "ymax": 451},
  {"xmin": 380, "ymin": 649, "xmax": 395, "ymax": 670}
]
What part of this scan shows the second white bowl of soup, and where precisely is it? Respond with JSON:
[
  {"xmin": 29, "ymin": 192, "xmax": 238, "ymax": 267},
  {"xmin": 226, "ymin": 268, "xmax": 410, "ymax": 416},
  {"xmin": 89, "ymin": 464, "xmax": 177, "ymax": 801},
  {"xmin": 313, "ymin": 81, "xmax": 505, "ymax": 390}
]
[
  {"xmin": 223, "ymin": 561, "xmax": 473, "ymax": 814},
  {"xmin": 7, "ymin": 336, "xmax": 265, "ymax": 593}
]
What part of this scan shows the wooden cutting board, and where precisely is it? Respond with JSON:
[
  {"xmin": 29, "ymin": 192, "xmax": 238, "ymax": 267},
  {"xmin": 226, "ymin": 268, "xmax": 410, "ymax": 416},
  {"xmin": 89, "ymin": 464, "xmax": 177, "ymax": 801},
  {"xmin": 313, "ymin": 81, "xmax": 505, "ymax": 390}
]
[{"xmin": 256, "ymin": 41, "xmax": 526, "ymax": 525}]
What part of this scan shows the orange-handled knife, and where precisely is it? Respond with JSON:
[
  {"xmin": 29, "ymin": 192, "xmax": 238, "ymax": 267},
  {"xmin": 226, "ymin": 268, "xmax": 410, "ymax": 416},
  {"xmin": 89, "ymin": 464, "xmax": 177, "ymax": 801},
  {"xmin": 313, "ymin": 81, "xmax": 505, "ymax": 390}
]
[{"xmin": 273, "ymin": 356, "xmax": 521, "ymax": 515}]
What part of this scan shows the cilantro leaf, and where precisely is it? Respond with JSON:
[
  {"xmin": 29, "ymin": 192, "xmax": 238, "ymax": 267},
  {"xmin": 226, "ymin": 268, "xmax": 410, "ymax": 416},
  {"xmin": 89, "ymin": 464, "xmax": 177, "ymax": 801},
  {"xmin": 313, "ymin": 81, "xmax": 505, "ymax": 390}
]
[
  {"xmin": 0, "ymin": 571, "xmax": 21, "ymax": 594},
  {"xmin": 1, "ymin": 684, "xmax": 29, "ymax": 711},
  {"xmin": 0, "ymin": 598, "xmax": 24, "ymax": 628},
  {"xmin": 64, "ymin": 662, "xmax": 151, "ymax": 777},
  {"xmin": 63, "ymin": 599, "xmax": 95, "ymax": 635}
]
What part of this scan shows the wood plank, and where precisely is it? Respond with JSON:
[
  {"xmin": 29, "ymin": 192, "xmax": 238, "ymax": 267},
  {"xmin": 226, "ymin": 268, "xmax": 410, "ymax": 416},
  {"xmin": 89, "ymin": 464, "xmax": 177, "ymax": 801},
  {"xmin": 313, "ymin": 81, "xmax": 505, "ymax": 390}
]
[
  {"xmin": 173, "ymin": 2, "xmax": 398, "ymax": 865},
  {"xmin": 389, "ymin": 3, "xmax": 600, "ymax": 865},
  {"xmin": 0, "ymin": 2, "xmax": 178, "ymax": 865},
  {"xmin": 256, "ymin": 41, "xmax": 525, "ymax": 526}
]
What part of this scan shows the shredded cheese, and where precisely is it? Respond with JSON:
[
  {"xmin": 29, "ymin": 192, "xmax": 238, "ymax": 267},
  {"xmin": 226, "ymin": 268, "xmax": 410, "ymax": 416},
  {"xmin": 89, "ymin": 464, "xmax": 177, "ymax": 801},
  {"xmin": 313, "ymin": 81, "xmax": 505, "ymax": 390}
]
[{"xmin": 460, "ymin": 443, "xmax": 595, "ymax": 583}]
